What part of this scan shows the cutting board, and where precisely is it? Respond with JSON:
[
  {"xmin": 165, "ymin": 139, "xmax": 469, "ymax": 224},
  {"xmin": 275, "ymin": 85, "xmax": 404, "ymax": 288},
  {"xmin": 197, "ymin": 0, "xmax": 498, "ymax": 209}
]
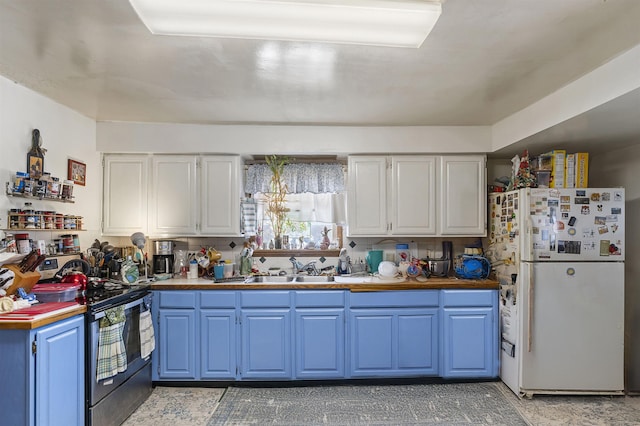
[{"xmin": 0, "ymin": 302, "xmax": 78, "ymax": 320}]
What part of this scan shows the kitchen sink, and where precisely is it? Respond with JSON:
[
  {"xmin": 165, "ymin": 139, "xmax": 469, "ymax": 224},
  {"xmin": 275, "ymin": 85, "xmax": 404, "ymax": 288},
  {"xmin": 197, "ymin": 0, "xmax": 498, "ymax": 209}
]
[
  {"xmin": 251, "ymin": 276, "xmax": 297, "ymax": 283},
  {"xmin": 249, "ymin": 275, "xmax": 335, "ymax": 284},
  {"xmin": 294, "ymin": 275, "xmax": 334, "ymax": 283}
]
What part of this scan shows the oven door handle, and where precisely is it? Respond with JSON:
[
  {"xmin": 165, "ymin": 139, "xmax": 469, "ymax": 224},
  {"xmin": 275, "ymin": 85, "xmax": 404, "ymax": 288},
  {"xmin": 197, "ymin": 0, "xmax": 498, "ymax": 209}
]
[{"xmin": 92, "ymin": 296, "xmax": 147, "ymax": 321}]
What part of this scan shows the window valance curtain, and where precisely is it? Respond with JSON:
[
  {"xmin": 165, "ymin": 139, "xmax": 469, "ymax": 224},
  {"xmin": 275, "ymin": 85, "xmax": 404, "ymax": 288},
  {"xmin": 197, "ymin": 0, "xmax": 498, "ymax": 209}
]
[{"xmin": 245, "ymin": 163, "xmax": 345, "ymax": 194}]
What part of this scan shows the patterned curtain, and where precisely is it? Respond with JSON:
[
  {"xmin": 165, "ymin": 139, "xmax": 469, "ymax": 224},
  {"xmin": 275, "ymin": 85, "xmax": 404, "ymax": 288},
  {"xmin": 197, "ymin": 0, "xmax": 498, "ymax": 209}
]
[{"xmin": 245, "ymin": 163, "xmax": 345, "ymax": 194}]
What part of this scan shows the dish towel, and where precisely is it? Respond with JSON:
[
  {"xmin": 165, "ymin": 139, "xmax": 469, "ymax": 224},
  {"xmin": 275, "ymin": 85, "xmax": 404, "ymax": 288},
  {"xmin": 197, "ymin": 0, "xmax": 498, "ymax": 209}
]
[
  {"xmin": 139, "ymin": 309, "xmax": 155, "ymax": 359},
  {"xmin": 96, "ymin": 306, "xmax": 127, "ymax": 381},
  {"xmin": 241, "ymin": 197, "xmax": 257, "ymax": 235}
]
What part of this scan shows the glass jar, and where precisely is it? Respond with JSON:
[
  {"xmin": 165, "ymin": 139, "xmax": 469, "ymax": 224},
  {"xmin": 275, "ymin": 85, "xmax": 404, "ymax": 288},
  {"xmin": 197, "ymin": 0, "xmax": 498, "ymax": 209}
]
[{"xmin": 61, "ymin": 180, "xmax": 74, "ymax": 200}]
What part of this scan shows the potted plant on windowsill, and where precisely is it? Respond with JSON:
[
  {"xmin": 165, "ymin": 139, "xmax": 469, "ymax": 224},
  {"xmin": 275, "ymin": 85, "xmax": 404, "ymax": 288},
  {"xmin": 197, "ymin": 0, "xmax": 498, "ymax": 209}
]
[{"xmin": 265, "ymin": 155, "xmax": 290, "ymax": 249}]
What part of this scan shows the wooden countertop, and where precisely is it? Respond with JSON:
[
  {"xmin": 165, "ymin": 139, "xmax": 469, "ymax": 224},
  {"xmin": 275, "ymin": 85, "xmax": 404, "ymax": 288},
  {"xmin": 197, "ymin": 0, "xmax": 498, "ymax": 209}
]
[
  {"xmin": 151, "ymin": 276, "xmax": 499, "ymax": 291},
  {"xmin": 0, "ymin": 304, "xmax": 87, "ymax": 330}
]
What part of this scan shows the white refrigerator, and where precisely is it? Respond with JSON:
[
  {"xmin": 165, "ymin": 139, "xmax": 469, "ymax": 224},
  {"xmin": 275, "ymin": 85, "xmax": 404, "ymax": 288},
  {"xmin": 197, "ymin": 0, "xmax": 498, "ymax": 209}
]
[{"xmin": 487, "ymin": 188, "xmax": 625, "ymax": 397}]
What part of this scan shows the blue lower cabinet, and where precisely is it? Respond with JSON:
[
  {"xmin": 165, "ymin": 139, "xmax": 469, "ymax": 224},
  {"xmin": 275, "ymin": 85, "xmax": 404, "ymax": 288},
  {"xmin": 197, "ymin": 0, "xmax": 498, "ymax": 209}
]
[
  {"xmin": 349, "ymin": 308, "xmax": 438, "ymax": 377},
  {"xmin": 440, "ymin": 290, "xmax": 498, "ymax": 378},
  {"xmin": 295, "ymin": 309, "xmax": 345, "ymax": 379},
  {"xmin": 158, "ymin": 308, "xmax": 197, "ymax": 379},
  {"xmin": 0, "ymin": 315, "xmax": 85, "ymax": 426},
  {"xmin": 200, "ymin": 309, "xmax": 237, "ymax": 379},
  {"xmin": 152, "ymin": 289, "xmax": 498, "ymax": 382},
  {"xmin": 240, "ymin": 309, "xmax": 293, "ymax": 379}
]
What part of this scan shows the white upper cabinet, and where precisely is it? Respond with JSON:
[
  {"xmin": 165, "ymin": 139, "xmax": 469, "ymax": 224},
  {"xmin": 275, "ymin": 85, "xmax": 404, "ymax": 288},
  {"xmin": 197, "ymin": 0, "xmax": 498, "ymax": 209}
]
[
  {"xmin": 149, "ymin": 155, "xmax": 198, "ymax": 236},
  {"xmin": 103, "ymin": 154, "xmax": 241, "ymax": 237},
  {"xmin": 439, "ymin": 155, "xmax": 486, "ymax": 236},
  {"xmin": 347, "ymin": 155, "xmax": 485, "ymax": 237},
  {"xmin": 347, "ymin": 156, "xmax": 388, "ymax": 235},
  {"xmin": 392, "ymin": 156, "xmax": 437, "ymax": 235},
  {"xmin": 200, "ymin": 156, "xmax": 240, "ymax": 235},
  {"xmin": 102, "ymin": 154, "xmax": 149, "ymax": 236}
]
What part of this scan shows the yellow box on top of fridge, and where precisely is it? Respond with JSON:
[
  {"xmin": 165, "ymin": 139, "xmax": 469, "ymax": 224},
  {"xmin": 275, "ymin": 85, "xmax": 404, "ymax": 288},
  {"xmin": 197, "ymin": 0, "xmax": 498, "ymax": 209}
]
[
  {"xmin": 575, "ymin": 152, "xmax": 589, "ymax": 188},
  {"xmin": 542, "ymin": 150, "xmax": 566, "ymax": 188}
]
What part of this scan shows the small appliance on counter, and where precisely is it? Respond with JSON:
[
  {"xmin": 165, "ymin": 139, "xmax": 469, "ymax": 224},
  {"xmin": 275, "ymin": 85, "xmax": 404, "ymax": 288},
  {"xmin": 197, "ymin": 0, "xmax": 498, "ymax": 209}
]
[
  {"xmin": 153, "ymin": 239, "xmax": 175, "ymax": 276},
  {"xmin": 153, "ymin": 254, "xmax": 174, "ymax": 275}
]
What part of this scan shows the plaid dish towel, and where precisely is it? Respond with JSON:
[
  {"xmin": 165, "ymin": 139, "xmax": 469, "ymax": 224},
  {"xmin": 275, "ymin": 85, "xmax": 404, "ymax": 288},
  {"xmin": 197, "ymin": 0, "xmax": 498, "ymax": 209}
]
[
  {"xmin": 139, "ymin": 310, "xmax": 155, "ymax": 359},
  {"xmin": 97, "ymin": 306, "xmax": 127, "ymax": 381}
]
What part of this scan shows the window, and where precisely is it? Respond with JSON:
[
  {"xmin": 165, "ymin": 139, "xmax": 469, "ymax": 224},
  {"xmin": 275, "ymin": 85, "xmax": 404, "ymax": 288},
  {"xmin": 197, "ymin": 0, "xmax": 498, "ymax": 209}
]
[{"xmin": 244, "ymin": 162, "xmax": 346, "ymax": 250}]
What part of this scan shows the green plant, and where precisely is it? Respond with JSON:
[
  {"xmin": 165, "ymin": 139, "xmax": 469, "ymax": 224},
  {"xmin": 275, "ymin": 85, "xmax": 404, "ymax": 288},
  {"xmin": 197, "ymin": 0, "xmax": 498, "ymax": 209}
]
[{"xmin": 264, "ymin": 155, "xmax": 291, "ymax": 242}]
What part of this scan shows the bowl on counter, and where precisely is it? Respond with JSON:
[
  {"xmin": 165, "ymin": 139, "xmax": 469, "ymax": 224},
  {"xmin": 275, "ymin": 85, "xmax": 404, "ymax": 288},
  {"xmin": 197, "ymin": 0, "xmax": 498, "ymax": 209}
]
[{"xmin": 377, "ymin": 261, "xmax": 399, "ymax": 278}]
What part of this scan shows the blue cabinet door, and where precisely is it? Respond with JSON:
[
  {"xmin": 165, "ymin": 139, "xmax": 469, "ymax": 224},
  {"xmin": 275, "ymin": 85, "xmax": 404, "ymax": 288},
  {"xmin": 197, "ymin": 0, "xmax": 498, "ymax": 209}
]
[
  {"xmin": 159, "ymin": 308, "xmax": 197, "ymax": 379},
  {"xmin": 200, "ymin": 309, "xmax": 236, "ymax": 379},
  {"xmin": 349, "ymin": 308, "xmax": 438, "ymax": 377},
  {"xmin": 240, "ymin": 309, "xmax": 292, "ymax": 379},
  {"xmin": 36, "ymin": 315, "xmax": 85, "ymax": 426},
  {"xmin": 441, "ymin": 307, "xmax": 496, "ymax": 378},
  {"xmin": 295, "ymin": 309, "xmax": 345, "ymax": 379}
]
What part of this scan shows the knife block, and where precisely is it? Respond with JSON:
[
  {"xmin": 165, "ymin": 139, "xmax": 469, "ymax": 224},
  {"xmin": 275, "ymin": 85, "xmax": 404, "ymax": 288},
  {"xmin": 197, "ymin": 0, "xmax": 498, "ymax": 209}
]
[{"xmin": 3, "ymin": 264, "xmax": 41, "ymax": 296}]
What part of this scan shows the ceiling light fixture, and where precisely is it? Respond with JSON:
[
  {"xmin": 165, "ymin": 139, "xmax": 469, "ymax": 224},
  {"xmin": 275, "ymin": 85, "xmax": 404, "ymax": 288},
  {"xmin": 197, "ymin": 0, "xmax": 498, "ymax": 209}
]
[{"xmin": 129, "ymin": 0, "xmax": 442, "ymax": 48}]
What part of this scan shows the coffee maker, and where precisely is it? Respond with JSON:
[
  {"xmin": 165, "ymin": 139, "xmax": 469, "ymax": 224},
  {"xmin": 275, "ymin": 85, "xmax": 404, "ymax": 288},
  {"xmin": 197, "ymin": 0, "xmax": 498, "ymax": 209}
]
[
  {"xmin": 153, "ymin": 240, "xmax": 175, "ymax": 275},
  {"xmin": 153, "ymin": 254, "xmax": 174, "ymax": 275}
]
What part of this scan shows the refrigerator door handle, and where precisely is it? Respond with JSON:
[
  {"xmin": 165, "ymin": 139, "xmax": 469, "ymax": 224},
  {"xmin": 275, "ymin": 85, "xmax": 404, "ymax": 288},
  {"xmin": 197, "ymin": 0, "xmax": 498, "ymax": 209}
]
[{"xmin": 528, "ymin": 262, "xmax": 534, "ymax": 352}]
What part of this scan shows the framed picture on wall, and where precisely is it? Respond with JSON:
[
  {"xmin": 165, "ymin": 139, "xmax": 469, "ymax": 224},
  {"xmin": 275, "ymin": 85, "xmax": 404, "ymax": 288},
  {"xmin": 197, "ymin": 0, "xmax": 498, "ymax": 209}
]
[
  {"xmin": 27, "ymin": 153, "xmax": 44, "ymax": 179},
  {"xmin": 68, "ymin": 159, "xmax": 86, "ymax": 186}
]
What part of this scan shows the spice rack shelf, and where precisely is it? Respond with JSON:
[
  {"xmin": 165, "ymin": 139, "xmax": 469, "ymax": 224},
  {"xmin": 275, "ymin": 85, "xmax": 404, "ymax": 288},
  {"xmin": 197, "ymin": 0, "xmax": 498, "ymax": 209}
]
[
  {"xmin": 6, "ymin": 212, "xmax": 84, "ymax": 231},
  {"xmin": 5, "ymin": 183, "xmax": 75, "ymax": 203}
]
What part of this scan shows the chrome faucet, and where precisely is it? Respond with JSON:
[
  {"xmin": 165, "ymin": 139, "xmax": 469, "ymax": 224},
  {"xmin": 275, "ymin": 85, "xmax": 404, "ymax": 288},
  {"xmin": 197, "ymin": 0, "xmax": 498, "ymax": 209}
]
[{"xmin": 290, "ymin": 259, "xmax": 319, "ymax": 275}]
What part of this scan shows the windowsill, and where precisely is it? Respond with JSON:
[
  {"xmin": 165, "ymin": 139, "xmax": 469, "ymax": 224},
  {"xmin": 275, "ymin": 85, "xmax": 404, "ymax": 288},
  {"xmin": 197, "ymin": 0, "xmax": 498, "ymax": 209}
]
[{"xmin": 253, "ymin": 249, "xmax": 341, "ymax": 258}]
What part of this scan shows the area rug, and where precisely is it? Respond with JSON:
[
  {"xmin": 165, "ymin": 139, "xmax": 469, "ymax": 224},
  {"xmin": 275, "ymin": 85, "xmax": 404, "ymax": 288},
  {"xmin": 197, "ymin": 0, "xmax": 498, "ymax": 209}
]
[
  {"xmin": 123, "ymin": 386, "xmax": 225, "ymax": 426},
  {"xmin": 208, "ymin": 382, "xmax": 529, "ymax": 425}
]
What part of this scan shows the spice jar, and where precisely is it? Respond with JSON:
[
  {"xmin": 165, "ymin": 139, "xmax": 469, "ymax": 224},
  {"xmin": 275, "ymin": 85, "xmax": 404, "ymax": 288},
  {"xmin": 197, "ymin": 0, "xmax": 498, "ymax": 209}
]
[{"xmin": 16, "ymin": 233, "xmax": 31, "ymax": 254}]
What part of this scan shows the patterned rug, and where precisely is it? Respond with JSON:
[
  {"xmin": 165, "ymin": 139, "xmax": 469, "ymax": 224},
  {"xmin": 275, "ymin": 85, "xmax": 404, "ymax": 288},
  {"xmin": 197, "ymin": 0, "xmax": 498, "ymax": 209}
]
[
  {"xmin": 207, "ymin": 382, "xmax": 528, "ymax": 425},
  {"xmin": 122, "ymin": 386, "xmax": 225, "ymax": 426}
]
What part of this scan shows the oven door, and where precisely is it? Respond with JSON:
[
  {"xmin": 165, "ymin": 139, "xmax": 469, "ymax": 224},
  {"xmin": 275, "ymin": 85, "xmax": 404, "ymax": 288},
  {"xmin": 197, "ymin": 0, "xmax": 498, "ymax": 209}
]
[{"xmin": 88, "ymin": 293, "xmax": 152, "ymax": 405}]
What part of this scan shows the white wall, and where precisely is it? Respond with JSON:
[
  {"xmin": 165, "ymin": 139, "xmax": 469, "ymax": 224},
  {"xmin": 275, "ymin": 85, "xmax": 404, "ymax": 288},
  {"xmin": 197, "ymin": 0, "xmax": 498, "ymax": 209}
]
[
  {"xmin": 0, "ymin": 75, "xmax": 102, "ymax": 250},
  {"xmin": 96, "ymin": 121, "xmax": 492, "ymax": 156},
  {"xmin": 589, "ymin": 142, "xmax": 640, "ymax": 392}
]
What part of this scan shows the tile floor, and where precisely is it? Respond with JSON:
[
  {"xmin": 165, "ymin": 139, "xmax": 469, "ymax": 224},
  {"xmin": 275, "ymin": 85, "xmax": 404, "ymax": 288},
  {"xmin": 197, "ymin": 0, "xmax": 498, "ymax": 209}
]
[{"xmin": 122, "ymin": 382, "xmax": 640, "ymax": 426}]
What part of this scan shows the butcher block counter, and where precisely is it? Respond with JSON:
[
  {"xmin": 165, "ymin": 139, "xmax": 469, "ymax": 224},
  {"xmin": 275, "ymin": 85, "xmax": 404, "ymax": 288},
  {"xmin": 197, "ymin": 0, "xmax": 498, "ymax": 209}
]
[
  {"xmin": 150, "ymin": 276, "xmax": 498, "ymax": 291},
  {"xmin": 0, "ymin": 302, "xmax": 86, "ymax": 330}
]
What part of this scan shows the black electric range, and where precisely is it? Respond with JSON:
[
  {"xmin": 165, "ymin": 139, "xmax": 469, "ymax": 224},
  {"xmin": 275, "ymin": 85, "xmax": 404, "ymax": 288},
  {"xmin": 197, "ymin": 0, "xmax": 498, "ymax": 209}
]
[{"xmin": 79, "ymin": 280, "xmax": 151, "ymax": 315}]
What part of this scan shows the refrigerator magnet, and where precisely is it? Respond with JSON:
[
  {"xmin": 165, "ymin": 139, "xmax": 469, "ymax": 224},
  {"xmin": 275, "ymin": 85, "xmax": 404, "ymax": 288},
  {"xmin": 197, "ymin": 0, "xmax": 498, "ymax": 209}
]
[{"xmin": 568, "ymin": 228, "xmax": 576, "ymax": 236}]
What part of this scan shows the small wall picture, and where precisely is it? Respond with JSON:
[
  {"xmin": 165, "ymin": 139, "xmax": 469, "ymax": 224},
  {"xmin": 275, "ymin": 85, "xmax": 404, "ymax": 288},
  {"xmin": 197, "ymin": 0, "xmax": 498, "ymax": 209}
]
[
  {"xmin": 68, "ymin": 159, "xmax": 86, "ymax": 186},
  {"xmin": 27, "ymin": 153, "xmax": 44, "ymax": 179}
]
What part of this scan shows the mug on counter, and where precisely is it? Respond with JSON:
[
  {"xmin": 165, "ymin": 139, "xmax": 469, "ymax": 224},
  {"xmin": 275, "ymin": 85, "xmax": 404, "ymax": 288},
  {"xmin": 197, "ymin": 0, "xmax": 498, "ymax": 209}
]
[{"xmin": 213, "ymin": 264, "xmax": 224, "ymax": 280}]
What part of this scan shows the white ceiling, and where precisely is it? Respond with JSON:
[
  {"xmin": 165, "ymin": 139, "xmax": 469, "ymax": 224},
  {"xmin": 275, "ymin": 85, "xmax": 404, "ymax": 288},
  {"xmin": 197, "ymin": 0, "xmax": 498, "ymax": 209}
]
[{"xmin": 1, "ymin": 0, "xmax": 639, "ymax": 155}]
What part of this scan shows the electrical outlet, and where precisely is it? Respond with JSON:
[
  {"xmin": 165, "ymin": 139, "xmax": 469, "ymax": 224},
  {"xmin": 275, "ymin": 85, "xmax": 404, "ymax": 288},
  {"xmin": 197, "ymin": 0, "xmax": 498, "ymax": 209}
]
[{"xmin": 187, "ymin": 251, "xmax": 199, "ymax": 258}]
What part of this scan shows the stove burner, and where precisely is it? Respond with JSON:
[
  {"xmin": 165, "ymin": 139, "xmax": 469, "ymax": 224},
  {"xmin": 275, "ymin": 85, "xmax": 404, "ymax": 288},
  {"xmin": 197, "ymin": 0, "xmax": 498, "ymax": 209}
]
[{"xmin": 80, "ymin": 283, "xmax": 151, "ymax": 314}]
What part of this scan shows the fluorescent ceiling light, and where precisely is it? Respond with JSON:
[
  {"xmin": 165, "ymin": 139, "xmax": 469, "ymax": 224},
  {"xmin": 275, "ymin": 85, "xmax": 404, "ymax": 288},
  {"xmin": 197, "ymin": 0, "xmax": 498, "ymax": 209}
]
[{"xmin": 129, "ymin": 0, "xmax": 442, "ymax": 48}]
